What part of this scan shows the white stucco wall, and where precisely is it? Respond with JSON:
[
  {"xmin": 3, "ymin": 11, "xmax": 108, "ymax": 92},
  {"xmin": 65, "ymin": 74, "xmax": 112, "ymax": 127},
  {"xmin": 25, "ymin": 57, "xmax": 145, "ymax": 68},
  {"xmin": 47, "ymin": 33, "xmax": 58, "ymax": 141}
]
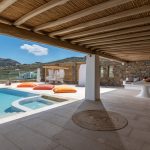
[{"xmin": 78, "ymin": 64, "xmax": 86, "ymax": 86}]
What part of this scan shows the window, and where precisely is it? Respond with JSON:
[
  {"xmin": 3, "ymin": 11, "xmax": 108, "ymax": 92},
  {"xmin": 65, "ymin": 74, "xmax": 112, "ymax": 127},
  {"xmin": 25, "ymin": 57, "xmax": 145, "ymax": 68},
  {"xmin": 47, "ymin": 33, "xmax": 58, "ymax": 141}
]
[
  {"xmin": 109, "ymin": 66, "xmax": 114, "ymax": 78},
  {"xmin": 100, "ymin": 66, "xmax": 104, "ymax": 78}
]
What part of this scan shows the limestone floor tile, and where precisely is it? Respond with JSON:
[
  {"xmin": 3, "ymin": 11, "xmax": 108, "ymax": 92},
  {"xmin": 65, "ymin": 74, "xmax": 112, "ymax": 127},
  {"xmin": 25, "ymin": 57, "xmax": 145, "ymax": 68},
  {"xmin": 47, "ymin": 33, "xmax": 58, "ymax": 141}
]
[
  {"xmin": 40, "ymin": 113, "xmax": 83, "ymax": 133},
  {"xmin": 141, "ymin": 143, "xmax": 150, "ymax": 150},
  {"xmin": 0, "ymin": 134, "xmax": 20, "ymax": 150},
  {"xmin": 136, "ymin": 116, "xmax": 150, "ymax": 125},
  {"xmin": 39, "ymin": 112, "xmax": 70, "ymax": 127},
  {"xmin": 107, "ymin": 107, "xmax": 138, "ymax": 120},
  {"xmin": 54, "ymin": 145, "xmax": 71, "ymax": 150},
  {"xmin": 62, "ymin": 100, "xmax": 83, "ymax": 109},
  {"xmin": 128, "ymin": 119, "xmax": 150, "ymax": 132},
  {"xmin": 79, "ymin": 129, "xmax": 127, "ymax": 150},
  {"xmin": 63, "ymin": 119, "xmax": 83, "ymax": 133},
  {"xmin": 129, "ymin": 129, "xmax": 150, "ymax": 143},
  {"xmin": 20, "ymin": 117, "xmax": 64, "ymax": 138},
  {"xmin": 51, "ymin": 107, "xmax": 77, "ymax": 119},
  {"xmin": 0, "ymin": 122, "xmax": 23, "ymax": 134},
  {"xmin": 4, "ymin": 125, "xmax": 58, "ymax": 150},
  {"xmin": 52, "ymin": 129, "xmax": 115, "ymax": 150},
  {"xmin": 118, "ymin": 136, "xmax": 143, "ymax": 150},
  {"xmin": 115, "ymin": 125, "xmax": 133, "ymax": 137}
]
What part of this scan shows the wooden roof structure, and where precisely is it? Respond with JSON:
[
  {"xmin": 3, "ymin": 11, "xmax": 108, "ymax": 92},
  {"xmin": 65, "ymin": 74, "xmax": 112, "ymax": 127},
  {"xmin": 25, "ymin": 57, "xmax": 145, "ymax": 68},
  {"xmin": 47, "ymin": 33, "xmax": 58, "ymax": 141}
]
[
  {"xmin": 0, "ymin": 0, "xmax": 150, "ymax": 62},
  {"xmin": 43, "ymin": 65, "xmax": 68, "ymax": 70}
]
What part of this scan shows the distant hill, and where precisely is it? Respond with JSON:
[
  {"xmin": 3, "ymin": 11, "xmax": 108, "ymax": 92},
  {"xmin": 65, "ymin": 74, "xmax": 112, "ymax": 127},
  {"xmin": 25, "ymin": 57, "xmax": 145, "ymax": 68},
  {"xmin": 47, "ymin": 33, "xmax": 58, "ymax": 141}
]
[
  {"xmin": 47, "ymin": 57, "xmax": 86, "ymax": 64},
  {"xmin": 0, "ymin": 58, "xmax": 20, "ymax": 67}
]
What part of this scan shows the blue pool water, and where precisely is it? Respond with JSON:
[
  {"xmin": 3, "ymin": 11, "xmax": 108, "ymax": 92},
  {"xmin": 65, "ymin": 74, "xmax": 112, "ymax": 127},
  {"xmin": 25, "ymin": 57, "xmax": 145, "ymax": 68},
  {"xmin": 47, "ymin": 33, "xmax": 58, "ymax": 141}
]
[{"xmin": 0, "ymin": 88, "xmax": 36, "ymax": 117}]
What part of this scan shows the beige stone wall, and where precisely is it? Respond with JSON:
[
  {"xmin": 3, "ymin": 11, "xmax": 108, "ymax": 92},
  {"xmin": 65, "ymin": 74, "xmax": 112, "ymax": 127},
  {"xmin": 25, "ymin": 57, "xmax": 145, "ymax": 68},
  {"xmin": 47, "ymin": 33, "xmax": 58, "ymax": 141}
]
[
  {"xmin": 100, "ymin": 59, "xmax": 150, "ymax": 86},
  {"xmin": 125, "ymin": 61, "xmax": 150, "ymax": 80},
  {"xmin": 100, "ymin": 59, "xmax": 125, "ymax": 86}
]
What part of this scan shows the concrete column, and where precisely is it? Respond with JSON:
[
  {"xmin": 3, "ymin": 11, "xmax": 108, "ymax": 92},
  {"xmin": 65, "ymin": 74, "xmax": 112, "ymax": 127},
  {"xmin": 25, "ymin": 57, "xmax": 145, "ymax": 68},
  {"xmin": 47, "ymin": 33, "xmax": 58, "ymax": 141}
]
[
  {"xmin": 36, "ymin": 68, "xmax": 41, "ymax": 82},
  {"xmin": 85, "ymin": 54, "xmax": 100, "ymax": 101}
]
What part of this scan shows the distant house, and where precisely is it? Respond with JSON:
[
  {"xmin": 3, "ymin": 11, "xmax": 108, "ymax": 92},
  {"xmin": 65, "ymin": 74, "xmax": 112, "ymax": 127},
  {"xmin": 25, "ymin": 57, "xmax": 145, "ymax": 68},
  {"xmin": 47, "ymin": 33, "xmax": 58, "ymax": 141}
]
[{"xmin": 18, "ymin": 71, "xmax": 37, "ymax": 80}]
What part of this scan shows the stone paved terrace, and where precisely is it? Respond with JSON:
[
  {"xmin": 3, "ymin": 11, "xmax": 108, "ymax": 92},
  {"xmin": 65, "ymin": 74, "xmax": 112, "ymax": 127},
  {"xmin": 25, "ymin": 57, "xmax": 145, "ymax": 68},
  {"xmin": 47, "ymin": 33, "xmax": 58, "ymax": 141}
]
[{"xmin": 0, "ymin": 88, "xmax": 150, "ymax": 150}]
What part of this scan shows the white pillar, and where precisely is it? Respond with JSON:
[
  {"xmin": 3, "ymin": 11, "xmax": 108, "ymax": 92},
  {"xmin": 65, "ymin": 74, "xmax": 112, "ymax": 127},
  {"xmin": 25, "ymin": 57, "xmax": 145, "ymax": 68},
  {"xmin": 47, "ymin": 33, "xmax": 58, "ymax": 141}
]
[
  {"xmin": 85, "ymin": 54, "xmax": 100, "ymax": 101},
  {"xmin": 36, "ymin": 68, "xmax": 41, "ymax": 82}
]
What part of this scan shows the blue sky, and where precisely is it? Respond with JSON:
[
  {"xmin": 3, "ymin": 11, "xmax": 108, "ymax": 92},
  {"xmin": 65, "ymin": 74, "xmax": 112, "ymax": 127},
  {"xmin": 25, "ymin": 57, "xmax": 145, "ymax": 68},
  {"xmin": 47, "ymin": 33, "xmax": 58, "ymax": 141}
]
[{"xmin": 0, "ymin": 35, "xmax": 85, "ymax": 64}]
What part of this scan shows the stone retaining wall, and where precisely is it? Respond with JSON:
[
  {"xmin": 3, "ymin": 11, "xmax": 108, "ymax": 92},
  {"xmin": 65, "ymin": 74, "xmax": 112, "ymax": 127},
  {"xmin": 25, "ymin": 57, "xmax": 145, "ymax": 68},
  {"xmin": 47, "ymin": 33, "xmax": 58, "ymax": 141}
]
[{"xmin": 100, "ymin": 59, "xmax": 150, "ymax": 86}]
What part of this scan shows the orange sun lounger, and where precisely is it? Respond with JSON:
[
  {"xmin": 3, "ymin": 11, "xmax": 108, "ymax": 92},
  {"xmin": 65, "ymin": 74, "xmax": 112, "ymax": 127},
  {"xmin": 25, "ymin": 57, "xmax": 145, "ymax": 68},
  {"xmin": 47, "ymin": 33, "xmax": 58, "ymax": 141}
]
[
  {"xmin": 17, "ymin": 82, "xmax": 37, "ymax": 88},
  {"xmin": 53, "ymin": 85, "xmax": 77, "ymax": 93},
  {"xmin": 33, "ymin": 84, "xmax": 54, "ymax": 90}
]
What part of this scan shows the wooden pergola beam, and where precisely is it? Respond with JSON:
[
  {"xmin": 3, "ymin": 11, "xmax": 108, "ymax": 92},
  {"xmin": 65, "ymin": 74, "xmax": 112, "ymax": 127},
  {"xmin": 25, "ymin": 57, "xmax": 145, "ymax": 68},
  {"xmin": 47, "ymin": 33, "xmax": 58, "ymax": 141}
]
[
  {"xmin": 0, "ymin": 0, "xmax": 17, "ymax": 13},
  {"xmin": 71, "ymin": 26, "xmax": 150, "ymax": 45},
  {"xmin": 71, "ymin": 26, "xmax": 150, "ymax": 43},
  {"xmin": 78, "ymin": 30, "xmax": 150, "ymax": 45},
  {"xmin": 100, "ymin": 47, "xmax": 150, "ymax": 52},
  {"xmin": 0, "ymin": 23, "xmax": 91, "ymax": 54},
  {"xmin": 50, "ymin": 5, "xmax": 150, "ymax": 37},
  {"xmin": 94, "ymin": 51, "xmax": 126, "ymax": 62},
  {"xmin": 101, "ymin": 44, "xmax": 150, "ymax": 50},
  {"xmin": 109, "ymin": 53, "xmax": 150, "ymax": 56},
  {"xmin": 61, "ymin": 17, "xmax": 150, "ymax": 40},
  {"xmin": 100, "ymin": 46, "xmax": 150, "ymax": 52},
  {"xmin": 113, "ymin": 53, "xmax": 150, "ymax": 56},
  {"xmin": 14, "ymin": 0, "xmax": 69, "ymax": 26},
  {"xmin": 34, "ymin": 0, "xmax": 131, "ymax": 32},
  {"xmin": 83, "ymin": 31, "xmax": 150, "ymax": 45},
  {"xmin": 0, "ymin": 23, "xmax": 126, "ymax": 62},
  {"xmin": 93, "ymin": 40, "xmax": 150, "ymax": 50},
  {"xmin": 107, "ymin": 51, "xmax": 150, "ymax": 54},
  {"xmin": 87, "ymin": 36, "xmax": 150, "ymax": 47},
  {"xmin": 0, "ymin": 17, "xmax": 12, "ymax": 25}
]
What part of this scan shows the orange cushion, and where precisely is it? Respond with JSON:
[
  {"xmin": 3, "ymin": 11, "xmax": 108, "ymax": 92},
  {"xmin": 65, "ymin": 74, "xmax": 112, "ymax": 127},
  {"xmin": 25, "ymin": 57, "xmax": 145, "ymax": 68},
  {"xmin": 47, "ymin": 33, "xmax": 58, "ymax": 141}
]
[
  {"xmin": 17, "ymin": 82, "xmax": 37, "ymax": 88},
  {"xmin": 53, "ymin": 86, "xmax": 77, "ymax": 93},
  {"xmin": 33, "ymin": 84, "xmax": 54, "ymax": 90}
]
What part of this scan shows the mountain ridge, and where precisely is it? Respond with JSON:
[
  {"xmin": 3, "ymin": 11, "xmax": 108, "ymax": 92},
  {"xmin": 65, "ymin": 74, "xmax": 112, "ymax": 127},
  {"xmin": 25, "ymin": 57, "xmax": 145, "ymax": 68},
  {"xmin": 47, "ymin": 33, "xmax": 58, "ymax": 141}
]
[{"xmin": 0, "ymin": 58, "xmax": 21, "ymax": 67}]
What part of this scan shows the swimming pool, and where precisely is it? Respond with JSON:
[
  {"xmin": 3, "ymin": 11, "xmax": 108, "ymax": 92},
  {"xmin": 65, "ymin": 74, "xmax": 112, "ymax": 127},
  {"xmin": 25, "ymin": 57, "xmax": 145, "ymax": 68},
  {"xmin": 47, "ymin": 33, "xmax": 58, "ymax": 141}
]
[
  {"xmin": 0, "ymin": 88, "xmax": 54, "ymax": 118},
  {"xmin": 21, "ymin": 97, "xmax": 54, "ymax": 110},
  {"xmin": 0, "ymin": 88, "xmax": 36, "ymax": 117}
]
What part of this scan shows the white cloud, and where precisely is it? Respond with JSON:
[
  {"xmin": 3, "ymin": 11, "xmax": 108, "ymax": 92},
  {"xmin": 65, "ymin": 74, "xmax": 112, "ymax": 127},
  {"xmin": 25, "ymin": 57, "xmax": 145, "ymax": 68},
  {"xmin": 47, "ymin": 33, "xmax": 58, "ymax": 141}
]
[{"xmin": 20, "ymin": 44, "xmax": 48, "ymax": 56}]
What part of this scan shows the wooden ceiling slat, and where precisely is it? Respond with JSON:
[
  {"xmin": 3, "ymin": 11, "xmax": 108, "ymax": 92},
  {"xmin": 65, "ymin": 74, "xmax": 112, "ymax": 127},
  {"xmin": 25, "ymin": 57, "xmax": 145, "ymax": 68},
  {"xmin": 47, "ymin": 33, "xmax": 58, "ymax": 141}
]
[
  {"xmin": 83, "ymin": 31, "xmax": 150, "ymax": 45},
  {"xmin": 100, "ymin": 47, "xmax": 150, "ymax": 52},
  {"xmin": 100, "ymin": 45, "xmax": 150, "ymax": 51},
  {"xmin": 0, "ymin": 0, "xmax": 17, "ymax": 13},
  {"xmin": 109, "ymin": 48, "xmax": 150, "ymax": 52},
  {"xmin": 94, "ymin": 51, "xmax": 126, "ymax": 62},
  {"xmin": 87, "ymin": 36, "xmax": 150, "ymax": 47},
  {"xmin": 77, "ymin": 28, "xmax": 150, "ymax": 45},
  {"xmin": 49, "ymin": 5, "xmax": 150, "ymax": 37},
  {"xmin": 72, "ymin": 26, "xmax": 150, "ymax": 43},
  {"xmin": 0, "ymin": 17, "xmax": 12, "ymax": 25},
  {"xmin": 13, "ymin": 0, "xmax": 69, "ymax": 26},
  {"xmin": 93, "ymin": 40, "xmax": 150, "ymax": 50},
  {"xmin": 105, "ymin": 51, "xmax": 150, "ymax": 54},
  {"xmin": 34, "ymin": 0, "xmax": 132, "ymax": 32},
  {"xmin": 61, "ymin": 16, "xmax": 150, "ymax": 40},
  {"xmin": 101, "ymin": 53, "xmax": 150, "ymax": 57}
]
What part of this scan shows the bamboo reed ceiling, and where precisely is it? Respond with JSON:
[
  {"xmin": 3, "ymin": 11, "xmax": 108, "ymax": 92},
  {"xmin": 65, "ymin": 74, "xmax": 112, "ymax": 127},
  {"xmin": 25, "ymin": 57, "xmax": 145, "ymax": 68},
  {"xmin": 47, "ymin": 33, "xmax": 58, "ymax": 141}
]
[{"xmin": 0, "ymin": 0, "xmax": 150, "ymax": 62}]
